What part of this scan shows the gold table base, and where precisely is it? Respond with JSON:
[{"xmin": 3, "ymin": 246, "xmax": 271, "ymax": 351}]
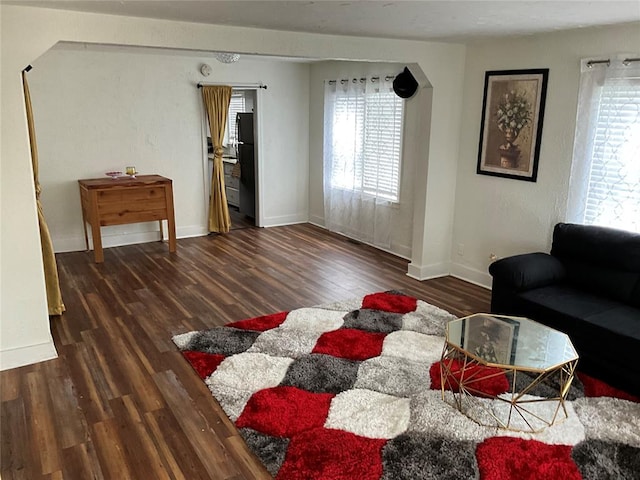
[{"xmin": 440, "ymin": 342, "xmax": 578, "ymax": 433}]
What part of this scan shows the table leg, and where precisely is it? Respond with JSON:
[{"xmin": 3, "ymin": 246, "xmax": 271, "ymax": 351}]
[
  {"xmin": 88, "ymin": 190, "xmax": 104, "ymax": 263},
  {"xmin": 79, "ymin": 185, "xmax": 90, "ymax": 251},
  {"xmin": 82, "ymin": 221, "xmax": 89, "ymax": 251},
  {"xmin": 91, "ymin": 222, "xmax": 104, "ymax": 263},
  {"xmin": 158, "ymin": 220, "xmax": 164, "ymax": 242},
  {"xmin": 165, "ymin": 184, "xmax": 177, "ymax": 253}
]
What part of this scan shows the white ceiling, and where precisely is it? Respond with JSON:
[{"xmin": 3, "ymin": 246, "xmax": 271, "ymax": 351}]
[{"xmin": 6, "ymin": 0, "xmax": 640, "ymax": 43}]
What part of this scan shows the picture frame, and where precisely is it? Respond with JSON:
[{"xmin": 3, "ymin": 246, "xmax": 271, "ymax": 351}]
[
  {"xmin": 476, "ymin": 69, "xmax": 549, "ymax": 182},
  {"xmin": 462, "ymin": 315, "xmax": 520, "ymax": 365}
]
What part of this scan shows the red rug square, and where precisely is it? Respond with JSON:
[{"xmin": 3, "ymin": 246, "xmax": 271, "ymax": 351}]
[
  {"xmin": 228, "ymin": 311, "xmax": 288, "ymax": 332},
  {"xmin": 276, "ymin": 428, "xmax": 386, "ymax": 480},
  {"xmin": 430, "ymin": 359, "xmax": 509, "ymax": 397},
  {"xmin": 236, "ymin": 386, "xmax": 334, "ymax": 437},
  {"xmin": 362, "ymin": 292, "xmax": 417, "ymax": 314},
  {"xmin": 181, "ymin": 351, "xmax": 226, "ymax": 379},
  {"xmin": 312, "ymin": 328, "xmax": 386, "ymax": 361},
  {"xmin": 476, "ymin": 437, "xmax": 581, "ymax": 480}
]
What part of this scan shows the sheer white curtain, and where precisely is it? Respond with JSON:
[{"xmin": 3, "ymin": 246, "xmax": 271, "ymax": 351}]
[
  {"xmin": 323, "ymin": 76, "xmax": 403, "ymax": 249},
  {"xmin": 566, "ymin": 56, "xmax": 640, "ymax": 233}
]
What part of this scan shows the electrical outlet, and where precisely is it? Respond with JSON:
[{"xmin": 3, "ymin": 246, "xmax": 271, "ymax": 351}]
[{"xmin": 457, "ymin": 243, "xmax": 464, "ymax": 256}]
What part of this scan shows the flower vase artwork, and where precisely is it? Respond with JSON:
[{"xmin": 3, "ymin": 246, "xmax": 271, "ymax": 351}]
[{"xmin": 495, "ymin": 91, "xmax": 532, "ymax": 169}]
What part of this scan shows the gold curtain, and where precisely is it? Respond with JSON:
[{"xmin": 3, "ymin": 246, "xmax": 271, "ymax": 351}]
[
  {"xmin": 202, "ymin": 86, "xmax": 232, "ymax": 233},
  {"xmin": 22, "ymin": 70, "xmax": 65, "ymax": 316}
]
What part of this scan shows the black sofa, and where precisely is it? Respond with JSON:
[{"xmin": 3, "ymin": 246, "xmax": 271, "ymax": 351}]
[{"xmin": 489, "ymin": 223, "xmax": 640, "ymax": 396}]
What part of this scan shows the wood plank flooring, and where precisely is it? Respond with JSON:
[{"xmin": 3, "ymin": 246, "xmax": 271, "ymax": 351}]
[
  {"xmin": 1, "ymin": 223, "xmax": 491, "ymax": 479},
  {"xmin": 228, "ymin": 206, "xmax": 255, "ymax": 231}
]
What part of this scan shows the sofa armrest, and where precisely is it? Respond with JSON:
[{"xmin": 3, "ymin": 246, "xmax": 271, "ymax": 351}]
[{"xmin": 489, "ymin": 253, "xmax": 566, "ymax": 291}]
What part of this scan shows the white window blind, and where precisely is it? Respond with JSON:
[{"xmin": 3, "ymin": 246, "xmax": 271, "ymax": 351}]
[
  {"xmin": 227, "ymin": 92, "xmax": 246, "ymax": 145},
  {"xmin": 584, "ymin": 78, "xmax": 640, "ymax": 232},
  {"xmin": 363, "ymin": 91, "xmax": 403, "ymax": 201},
  {"xmin": 328, "ymin": 84, "xmax": 404, "ymax": 202}
]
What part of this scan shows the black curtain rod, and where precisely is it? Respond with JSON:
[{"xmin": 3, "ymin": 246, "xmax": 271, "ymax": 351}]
[
  {"xmin": 328, "ymin": 75, "xmax": 395, "ymax": 85},
  {"xmin": 23, "ymin": 64, "xmax": 33, "ymax": 73},
  {"xmin": 197, "ymin": 83, "xmax": 267, "ymax": 89},
  {"xmin": 586, "ymin": 57, "xmax": 640, "ymax": 68}
]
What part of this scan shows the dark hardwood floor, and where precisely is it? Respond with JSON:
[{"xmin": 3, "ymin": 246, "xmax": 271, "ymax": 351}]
[
  {"xmin": 1, "ymin": 223, "xmax": 490, "ymax": 480},
  {"xmin": 228, "ymin": 205, "xmax": 255, "ymax": 230}
]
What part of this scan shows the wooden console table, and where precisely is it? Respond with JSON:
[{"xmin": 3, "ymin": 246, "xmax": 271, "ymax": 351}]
[{"xmin": 78, "ymin": 175, "xmax": 176, "ymax": 263}]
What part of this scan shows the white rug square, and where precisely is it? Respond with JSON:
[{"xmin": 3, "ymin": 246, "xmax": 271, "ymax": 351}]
[
  {"xmin": 381, "ymin": 330, "xmax": 445, "ymax": 364},
  {"xmin": 325, "ymin": 388, "xmax": 411, "ymax": 439},
  {"xmin": 279, "ymin": 307, "xmax": 346, "ymax": 332}
]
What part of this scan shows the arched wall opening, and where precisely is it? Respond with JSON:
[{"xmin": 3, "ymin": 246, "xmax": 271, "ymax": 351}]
[{"xmin": 0, "ymin": 4, "xmax": 465, "ymax": 369}]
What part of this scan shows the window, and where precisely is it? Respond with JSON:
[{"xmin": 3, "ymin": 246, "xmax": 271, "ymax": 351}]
[
  {"xmin": 325, "ymin": 78, "xmax": 404, "ymax": 202},
  {"xmin": 584, "ymin": 79, "xmax": 640, "ymax": 230},
  {"xmin": 568, "ymin": 58, "xmax": 640, "ymax": 233},
  {"xmin": 226, "ymin": 92, "xmax": 246, "ymax": 147}
]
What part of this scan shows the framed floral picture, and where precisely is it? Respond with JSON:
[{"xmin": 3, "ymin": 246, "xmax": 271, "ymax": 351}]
[{"xmin": 476, "ymin": 69, "xmax": 549, "ymax": 181}]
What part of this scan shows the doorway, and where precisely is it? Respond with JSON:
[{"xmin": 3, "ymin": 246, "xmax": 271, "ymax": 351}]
[{"xmin": 206, "ymin": 88, "xmax": 259, "ymax": 231}]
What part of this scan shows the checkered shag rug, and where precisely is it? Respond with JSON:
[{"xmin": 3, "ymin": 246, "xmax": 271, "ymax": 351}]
[{"xmin": 172, "ymin": 291, "xmax": 640, "ymax": 480}]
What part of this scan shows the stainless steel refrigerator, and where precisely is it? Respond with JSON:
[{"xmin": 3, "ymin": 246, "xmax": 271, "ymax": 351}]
[{"xmin": 236, "ymin": 113, "xmax": 255, "ymax": 219}]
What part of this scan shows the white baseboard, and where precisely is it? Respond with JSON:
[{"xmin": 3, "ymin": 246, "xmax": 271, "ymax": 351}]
[
  {"xmin": 450, "ymin": 262, "xmax": 492, "ymax": 289},
  {"xmin": 262, "ymin": 214, "xmax": 308, "ymax": 228},
  {"xmin": 177, "ymin": 225, "xmax": 209, "ymax": 239},
  {"xmin": 0, "ymin": 340, "xmax": 58, "ymax": 371},
  {"xmin": 308, "ymin": 214, "xmax": 325, "ymax": 226},
  {"xmin": 102, "ymin": 231, "xmax": 163, "ymax": 248},
  {"xmin": 406, "ymin": 262, "xmax": 451, "ymax": 280},
  {"xmin": 361, "ymin": 241, "xmax": 410, "ymax": 261},
  {"xmin": 53, "ymin": 234, "xmax": 93, "ymax": 253},
  {"xmin": 349, "ymin": 238, "xmax": 411, "ymax": 261},
  {"xmin": 407, "ymin": 261, "xmax": 492, "ymax": 288},
  {"xmin": 309, "ymin": 223, "xmax": 411, "ymax": 260},
  {"xmin": 390, "ymin": 242, "xmax": 412, "ymax": 260},
  {"xmin": 53, "ymin": 229, "xmax": 164, "ymax": 253},
  {"xmin": 53, "ymin": 224, "xmax": 209, "ymax": 253}
]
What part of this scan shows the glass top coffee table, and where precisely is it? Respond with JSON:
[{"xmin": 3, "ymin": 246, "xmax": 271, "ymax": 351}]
[{"xmin": 440, "ymin": 313, "xmax": 579, "ymax": 432}]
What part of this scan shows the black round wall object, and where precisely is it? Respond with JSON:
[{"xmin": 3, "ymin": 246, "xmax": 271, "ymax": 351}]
[{"xmin": 393, "ymin": 67, "xmax": 418, "ymax": 99}]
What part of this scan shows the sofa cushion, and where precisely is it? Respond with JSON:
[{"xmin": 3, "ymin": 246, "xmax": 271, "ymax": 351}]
[
  {"xmin": 551, "ymin": 223, "xmax": 640, "ymax": 270},
  {"xmin": 559, "ymin": 260, "xmax": 639, "ymax": 305},
  {"xmin": 582, "ymin": 306, "xmax": 640, "ymax": 341},
  {"xmin": 551, "ymin": 223, "xmax": 640, "ymax": 306},
  {"xmin": 514, "ymin": 286, "xmax": 640, "ymax": 393},
  {"xmin": 518, "ymin": 284, "xmax": 623, "ymax": 322}
]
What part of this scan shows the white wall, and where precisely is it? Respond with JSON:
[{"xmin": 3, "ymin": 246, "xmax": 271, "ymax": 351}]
[
  {"xmin": 29, "ymin": 45, "xmax": 310, "ymax": 252},
  {"xmin": 0, "ymin": 4, "xmax": 465, "ymax": 370},
  {"xmin": 308, "ymin": 61, "xmax": 418, "ymax": 258},
  {"xmin": 451, "ymin": 22, "xmax": 640, "ymax": 287}
]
